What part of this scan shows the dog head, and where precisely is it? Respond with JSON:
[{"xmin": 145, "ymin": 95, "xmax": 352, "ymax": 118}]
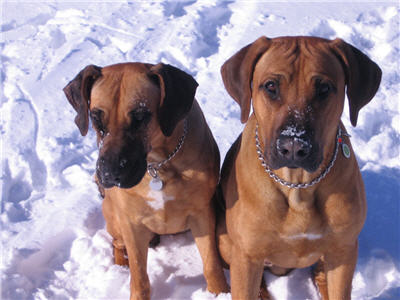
[
  {"xmin": 221, "ymin": 36, "xmax": 381, "ymax": 172},
  {"xmin": 64, "ymin": 63, "xmax": 198, "ymax": 189}
]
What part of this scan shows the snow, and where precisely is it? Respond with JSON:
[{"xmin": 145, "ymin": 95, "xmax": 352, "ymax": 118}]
[
  {"xmin": 280, "ymin": 125, "xmax": 307, "ymax": 138},
  {"xmin": 1, "ymin": 1, "xmax": 399, "ymax": 299}
]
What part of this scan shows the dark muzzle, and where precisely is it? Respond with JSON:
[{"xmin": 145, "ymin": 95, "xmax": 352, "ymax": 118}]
[{"xmin": 96, "ymin": 140, "xmax": 147, "ymax": 189}]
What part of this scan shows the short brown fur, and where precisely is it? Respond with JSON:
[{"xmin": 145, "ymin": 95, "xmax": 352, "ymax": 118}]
[
  {"xmin": 64, "ymin": 62, "xmax": 228, "ymax": 300},
  {"xmin": 217, "ymin": 36, "xmax": 381, "ymax": 299}
]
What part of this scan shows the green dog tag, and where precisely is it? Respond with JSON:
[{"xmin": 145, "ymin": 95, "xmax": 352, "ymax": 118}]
[{"xmin": 342, "ymin": 143, "xmax": 351, "ymax": 158}]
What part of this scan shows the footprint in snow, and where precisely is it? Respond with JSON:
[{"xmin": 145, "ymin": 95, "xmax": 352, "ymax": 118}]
[{"xmin": 7, "ymin": 99, "xmax": 47, "ymax": 190}]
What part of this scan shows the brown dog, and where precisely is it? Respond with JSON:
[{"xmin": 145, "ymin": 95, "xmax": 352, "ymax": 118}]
[
  {"xmin": 63, "ymin": 62, "xmax": 229, "ymax": 300},
  {"xmin": 216, "ymin": 36, "xmax": 381, "ymax": 299}
]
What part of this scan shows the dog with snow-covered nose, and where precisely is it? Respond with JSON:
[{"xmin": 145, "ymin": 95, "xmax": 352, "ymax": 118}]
[
  {"xmin": 63, "ymin": 62, "xmax": 228, "ymax": 300},
  {"xmin": 216, "ymin": 36, "xmax": 381, "ymax": 299}
]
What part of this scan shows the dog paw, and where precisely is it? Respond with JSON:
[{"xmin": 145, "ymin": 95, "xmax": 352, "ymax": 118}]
[{"xmin": 206, "ymin": 279, "xmax": 230, "ymax": 295}]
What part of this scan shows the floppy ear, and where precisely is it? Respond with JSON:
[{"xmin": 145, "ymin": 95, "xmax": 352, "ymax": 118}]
[
  {"xmin": 221, "ymin": 36, "xmax": 272, "ymax": 123},
  {"xmin": 331, "ymin": 39, "xmax": 382, "ymax": 126},
  {"xmin": 150, "ymin": 63, "xmax": 198, "ymax": 137},
  {"xmin": 63, "ymin": 65, "xmax": 102, "ymax": 136}
]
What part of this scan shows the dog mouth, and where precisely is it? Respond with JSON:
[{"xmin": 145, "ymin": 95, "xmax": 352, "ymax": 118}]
[
  {"xmin": 96, "ymin": 137, "xmax": 149, "ymax": 189},
  {"xmin": 96, "ymin": 155, "xmax": 148, "ymax": 189},
  {"xmin": 272, "ymin": 157, "xmax": 322, "ymax": 173}
]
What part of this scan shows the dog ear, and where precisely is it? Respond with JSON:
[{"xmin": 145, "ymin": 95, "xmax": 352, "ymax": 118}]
[
  {"xmin": 331, "ymin": 39, "xmax": 382, "ymax": 126},
  {"xmin": 150, "ymin": 63, "xmax": 198, "ymax": 137},
  {"xmin": 63, "ymin": 65, "xmax": 102, "ymax": 136},
  {"xmin": 221, "ymin": 36, "xmax": 271, "ymax": 123}
]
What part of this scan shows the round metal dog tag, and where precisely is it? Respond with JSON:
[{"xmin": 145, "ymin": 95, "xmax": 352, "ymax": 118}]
[
  {"xmin": 149, "ymin": 177, "xmax": 163, "ymax": 191},
  {"xmin": 342, "ymin": 143, "xmax": 351, "ymax": 159}
]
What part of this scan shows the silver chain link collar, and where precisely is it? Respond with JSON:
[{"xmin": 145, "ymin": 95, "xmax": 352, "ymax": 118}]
[
  {"xmin": 147, "ymin": 119, "xmax": 188, "ymax": 179},
  {"xmin": 255, "ymin": 124, "xmax": 344, "ymax": 189}
]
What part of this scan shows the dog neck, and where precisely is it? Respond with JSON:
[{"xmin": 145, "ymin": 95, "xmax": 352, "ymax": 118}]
[
  {"xmin": 249, "ymin": 115, "xmax": 341, "ymax": 191},
  {"xmin": 146, "ymin": 118, "xmax": 187, "ymax": 169}
]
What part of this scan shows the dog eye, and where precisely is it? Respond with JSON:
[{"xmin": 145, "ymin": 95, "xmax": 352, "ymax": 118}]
[
  {"xmin": 90, "ymin": 109, "xmax": 106, "ymax": 136},
  {"xmin": 130, "ymin": 109, "xmax": 151, "ymax": 128},
  {"xmin": 316, "ymin": 81, "xmax": 332, "ymax": 100},
  {"xmin": 263, "ymin": 80, "xmax": 279, "ymax": 99}
]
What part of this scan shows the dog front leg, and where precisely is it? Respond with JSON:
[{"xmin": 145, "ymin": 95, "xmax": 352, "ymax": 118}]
[
  {"xmin": 324, "ymin": 241, "xmax": 358, "ymax": 300},
  {"xmin": 189, "ymin": 206, "xmax": 230, "ymax": 294},
  {"xmin": 121, "ymin": 222, "xmax": 154, "ymax": 300},
  {"xmin": 313, "ymin": 258, "xmax": 329, "ymax": 300},
  {"xmin": 230, "ymin": 244, "xmax": 264, "ymax": 300}
]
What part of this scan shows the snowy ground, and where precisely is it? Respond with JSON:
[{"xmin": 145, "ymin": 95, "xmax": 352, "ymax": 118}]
[{"xmin": 1, "ymin": 1, "xmax": 399, "ymax": 299}]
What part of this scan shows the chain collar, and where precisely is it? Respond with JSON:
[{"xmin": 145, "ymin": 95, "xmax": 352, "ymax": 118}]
[
  {"xmin": 255, "ymin": 124, "xmax": 346, "ymax": 189},
  {"xmin": 147, "ymin": 119, "xmax": 188, "ymax": 179}
]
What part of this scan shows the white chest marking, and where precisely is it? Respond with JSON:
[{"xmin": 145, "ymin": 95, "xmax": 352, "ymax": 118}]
[
  {"xmin": 281, "ymin": 233, "xmax": 323, "ymax": 241},
  {"xmin": 147, "ymin": 190, "xmax": 175, "ymax": 210}
]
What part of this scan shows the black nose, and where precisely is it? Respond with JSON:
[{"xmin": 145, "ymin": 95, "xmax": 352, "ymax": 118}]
[
  {"xmin": 98, "ymin": 156, "xmax": 128, "ymax": 188},
  {"xmin": 277, "ymin": 135, "xmax": 312, "ymax": 163}
]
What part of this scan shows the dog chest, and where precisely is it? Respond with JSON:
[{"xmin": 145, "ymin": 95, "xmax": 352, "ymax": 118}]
[
  {"xmin": 139, "ymin": 178, "xmax": 209, "ymax": 234},
  {"xmin": 138, "ymin": 190, "xmax": 191, "ymax": 234},
  {"xmin": 146, "ymin": 189, "xmax": 175, "ymax": 211},
  {"xmin": 231, "ymin": 192, "xmax": 329, "ymax": 268},
  {"xmin": 264, "ymin": 241, "xmax": 324, "ymax": 269},
  {"xmin": 236, "ymin": 221, "xmax": 326, "ymax": 269}
]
